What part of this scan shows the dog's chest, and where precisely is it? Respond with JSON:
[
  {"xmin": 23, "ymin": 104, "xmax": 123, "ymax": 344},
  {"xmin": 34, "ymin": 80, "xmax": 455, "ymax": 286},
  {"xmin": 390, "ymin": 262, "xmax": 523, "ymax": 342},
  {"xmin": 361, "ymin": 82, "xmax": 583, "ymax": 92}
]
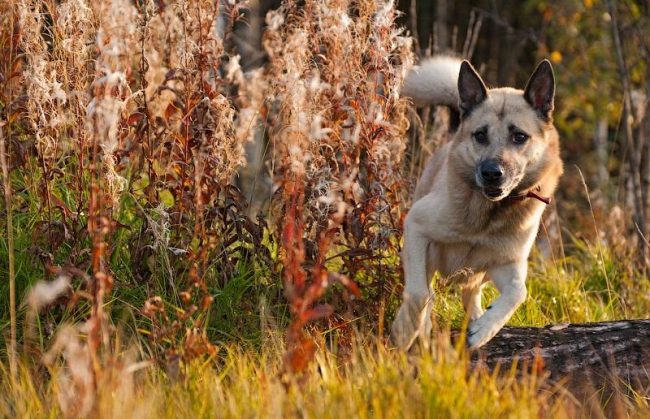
[{"xmin": 436, "ymin": 226, "xmax": 535, "ymax": 278}]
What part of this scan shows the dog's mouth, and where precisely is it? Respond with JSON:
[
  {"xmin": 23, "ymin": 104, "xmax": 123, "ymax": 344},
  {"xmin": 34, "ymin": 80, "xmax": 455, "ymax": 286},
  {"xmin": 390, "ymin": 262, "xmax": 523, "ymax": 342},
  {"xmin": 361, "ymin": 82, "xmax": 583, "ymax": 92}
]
[
  {"xmin": 474, "ymin": 171, "xmax": 518, "ymax": 202},
  {"xmin": 482, "ymin": 187, "xmax": 507, "ymax": 201}
]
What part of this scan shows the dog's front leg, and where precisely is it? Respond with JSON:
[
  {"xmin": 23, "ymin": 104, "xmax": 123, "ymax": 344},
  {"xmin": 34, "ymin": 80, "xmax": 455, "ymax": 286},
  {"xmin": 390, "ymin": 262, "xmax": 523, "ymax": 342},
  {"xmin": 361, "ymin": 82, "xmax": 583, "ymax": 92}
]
[
  {"xmin": 467, "ymin": 261, "xmax": 527, "ymax": 349},
  {"xmin": 390, "ymin": 213, "xmax": 433, "ymax": 350}
]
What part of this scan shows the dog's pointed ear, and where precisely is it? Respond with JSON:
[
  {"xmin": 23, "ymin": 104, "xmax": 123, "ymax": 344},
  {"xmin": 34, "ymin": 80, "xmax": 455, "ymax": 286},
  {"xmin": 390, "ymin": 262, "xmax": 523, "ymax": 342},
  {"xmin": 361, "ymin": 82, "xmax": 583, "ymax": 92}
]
[
  {"xmin": 458, "ymin": 60, "xmax": 488, "ymax": 116},
  {"xmin": 524, "ymin": 59, "xmax": 555, "ymax": 120}
]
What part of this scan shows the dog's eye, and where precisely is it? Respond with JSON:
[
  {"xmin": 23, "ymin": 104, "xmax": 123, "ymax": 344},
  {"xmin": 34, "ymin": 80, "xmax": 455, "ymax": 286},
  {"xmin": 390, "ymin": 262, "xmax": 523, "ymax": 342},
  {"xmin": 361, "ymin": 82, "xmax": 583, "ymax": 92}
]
[
  {"xmin": 513, "ymin": 132, "xmax": 529, "ymax": 144},
  {"xmin": 473, "ymin": 130, "xmax": 488, "ymax": 145}
]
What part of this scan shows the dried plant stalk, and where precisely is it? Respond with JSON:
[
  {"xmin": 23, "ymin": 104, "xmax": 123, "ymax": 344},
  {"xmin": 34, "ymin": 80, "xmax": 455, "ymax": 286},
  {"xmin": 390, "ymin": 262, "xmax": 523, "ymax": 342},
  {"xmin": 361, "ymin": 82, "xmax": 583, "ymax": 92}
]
[
  {"xmin": 263, "ymin": 0, "xmax": 413, "ymax": 373},
  {"xmin": 0, "ymin": 123, "xmax": 17, "ymax": 378}
]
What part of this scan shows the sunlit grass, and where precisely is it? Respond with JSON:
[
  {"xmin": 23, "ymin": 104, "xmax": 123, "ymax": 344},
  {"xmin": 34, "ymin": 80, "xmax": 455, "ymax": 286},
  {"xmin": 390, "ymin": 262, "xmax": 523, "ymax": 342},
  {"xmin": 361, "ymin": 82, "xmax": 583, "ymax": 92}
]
[
  {"xmin": 3, "ymin": 332, "xmax": 648, "ymax": 418},
  {"xmin": 0, "ymin": 338, "xmax": 576, "ymax": 418},
  {"xmin": 429, "ymin": 241, "xmax": 650, "ymax": 331}
]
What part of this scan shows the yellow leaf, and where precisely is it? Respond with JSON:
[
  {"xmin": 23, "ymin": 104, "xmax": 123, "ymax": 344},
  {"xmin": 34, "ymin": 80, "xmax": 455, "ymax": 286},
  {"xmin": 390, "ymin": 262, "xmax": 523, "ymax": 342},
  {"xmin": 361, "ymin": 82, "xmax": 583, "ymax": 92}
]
[
  {"xmin": 159, "ymin": 189, "xmax": 175, "ymax": 208},
  {"xmin": 550, "ymin": 51, "xmax": 563, "ymax": 63}
]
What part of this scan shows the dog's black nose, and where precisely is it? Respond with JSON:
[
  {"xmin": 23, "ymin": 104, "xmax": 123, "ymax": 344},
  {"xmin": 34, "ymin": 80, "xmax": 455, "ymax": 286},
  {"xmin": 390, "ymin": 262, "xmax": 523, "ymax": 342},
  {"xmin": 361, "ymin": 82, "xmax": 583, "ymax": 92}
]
[{"xmin": 479, "ymin": 161, "xmax": 504, "ymax": 183}]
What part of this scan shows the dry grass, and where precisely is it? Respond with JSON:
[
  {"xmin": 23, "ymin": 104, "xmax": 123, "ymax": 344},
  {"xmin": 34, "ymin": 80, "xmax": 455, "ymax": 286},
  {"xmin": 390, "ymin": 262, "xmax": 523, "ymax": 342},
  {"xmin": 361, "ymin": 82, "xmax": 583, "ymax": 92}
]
[{"xmin": 2, "ymin": 335, "xmax": 647, "ymax": 419}]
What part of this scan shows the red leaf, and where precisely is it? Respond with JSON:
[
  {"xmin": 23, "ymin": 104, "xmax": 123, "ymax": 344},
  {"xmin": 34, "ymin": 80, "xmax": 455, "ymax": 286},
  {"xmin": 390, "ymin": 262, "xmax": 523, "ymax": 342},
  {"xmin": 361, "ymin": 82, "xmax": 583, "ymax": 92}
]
[
  {"xmin": 164, "ymin": 103, "xmax": 178, "ymax": 121},
  {"xmin": 127, "ymin": 112, "xmax": 145, "ymax": 126},
  {"xmin": 285, "ymin": 335, "xmax": 315, "ymax": 374},
  {"xmin": 303, "ymin": 304, "xmax": 334, "ymax": 322},
  {"xmin": 330, "ymin": 272, "xmax": 361, "ymax": 298}
]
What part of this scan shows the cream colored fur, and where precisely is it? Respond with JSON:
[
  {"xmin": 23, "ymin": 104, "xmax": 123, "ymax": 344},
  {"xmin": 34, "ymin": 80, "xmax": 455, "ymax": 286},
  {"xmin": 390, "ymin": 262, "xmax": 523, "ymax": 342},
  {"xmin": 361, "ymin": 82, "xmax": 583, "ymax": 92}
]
[
  {"xmin": 400, "ymin": 56, "xmax": 461, "ymax": 108},
  {"xmin": 392, "ymin": 58, "xmax": 563, "ymax": 350}
]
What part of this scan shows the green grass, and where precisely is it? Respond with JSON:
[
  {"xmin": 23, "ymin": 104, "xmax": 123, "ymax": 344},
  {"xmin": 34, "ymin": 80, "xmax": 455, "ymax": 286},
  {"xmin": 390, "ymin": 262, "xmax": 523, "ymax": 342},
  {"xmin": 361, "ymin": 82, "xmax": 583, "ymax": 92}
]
[{"xmin": 429, "ymin": 242, "xmax": 650, "ymax": 332}]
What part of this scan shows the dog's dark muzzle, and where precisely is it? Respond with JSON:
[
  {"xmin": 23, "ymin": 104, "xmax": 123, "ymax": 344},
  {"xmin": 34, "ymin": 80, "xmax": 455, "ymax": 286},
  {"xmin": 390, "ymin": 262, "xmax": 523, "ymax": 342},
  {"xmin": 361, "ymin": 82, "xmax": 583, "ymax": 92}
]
[{"xmin": 477, "ymin": 160, "xmax": 505, "ymax": 198}]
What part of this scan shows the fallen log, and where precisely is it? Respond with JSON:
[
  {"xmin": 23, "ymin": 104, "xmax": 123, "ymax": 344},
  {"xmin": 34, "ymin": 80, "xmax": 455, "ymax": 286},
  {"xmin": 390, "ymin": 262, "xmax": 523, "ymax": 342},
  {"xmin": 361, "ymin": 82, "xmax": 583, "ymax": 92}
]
[{"xmin": 471, "ymin": 320, "xmax": 650, "ymax": 391}]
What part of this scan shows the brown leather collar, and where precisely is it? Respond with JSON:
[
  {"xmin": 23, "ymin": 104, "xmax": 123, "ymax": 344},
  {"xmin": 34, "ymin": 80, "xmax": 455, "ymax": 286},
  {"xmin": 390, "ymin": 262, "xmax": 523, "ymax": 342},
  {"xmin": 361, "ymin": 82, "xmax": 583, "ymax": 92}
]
[{"xmin": 504, "ymin": 186, "xmax": 551, "ymax": 205}]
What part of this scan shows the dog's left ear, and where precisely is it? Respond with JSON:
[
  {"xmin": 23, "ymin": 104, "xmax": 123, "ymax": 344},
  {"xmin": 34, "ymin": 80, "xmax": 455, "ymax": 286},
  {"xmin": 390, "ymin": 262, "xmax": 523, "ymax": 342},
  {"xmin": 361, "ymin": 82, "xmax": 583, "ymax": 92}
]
[
  {"xmin": 458, "ymin": 60, "xmax": 488, "ymax": 117},
  {"xmin": 524, "ymin": 60, "xmax": 555, "ymax": 120}
]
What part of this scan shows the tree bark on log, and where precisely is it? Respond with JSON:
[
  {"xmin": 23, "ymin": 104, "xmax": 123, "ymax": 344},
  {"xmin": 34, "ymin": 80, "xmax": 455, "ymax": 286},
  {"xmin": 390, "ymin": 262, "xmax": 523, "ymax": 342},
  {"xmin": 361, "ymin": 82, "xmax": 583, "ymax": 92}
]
[{"xmin": 471, "ymin": 320, "xmax": 650, "ymax": 391}]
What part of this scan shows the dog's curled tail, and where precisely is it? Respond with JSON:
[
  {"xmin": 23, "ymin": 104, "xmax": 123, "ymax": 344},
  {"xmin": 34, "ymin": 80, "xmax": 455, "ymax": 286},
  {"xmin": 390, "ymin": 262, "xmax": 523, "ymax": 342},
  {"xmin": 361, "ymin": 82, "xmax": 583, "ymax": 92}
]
[{"xmin": 400, "ymin": 56, "xmax": 462, "ymax": 109}]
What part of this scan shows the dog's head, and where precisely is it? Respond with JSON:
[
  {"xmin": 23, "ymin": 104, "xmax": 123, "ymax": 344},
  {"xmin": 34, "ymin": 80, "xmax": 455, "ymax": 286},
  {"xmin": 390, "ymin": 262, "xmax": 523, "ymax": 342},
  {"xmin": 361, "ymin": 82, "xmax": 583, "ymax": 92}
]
[{"xmin": 450, "ymin": 60, "xmax": 560, "ymax": 201}]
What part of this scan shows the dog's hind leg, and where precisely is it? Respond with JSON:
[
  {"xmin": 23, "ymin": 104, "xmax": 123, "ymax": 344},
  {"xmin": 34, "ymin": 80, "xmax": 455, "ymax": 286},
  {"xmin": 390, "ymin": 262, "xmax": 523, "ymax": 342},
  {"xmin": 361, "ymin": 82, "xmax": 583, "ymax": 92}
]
[
  {"xmin": 467, "ymin": 261, "xmax": 527, "ymax": 349},
  {"xmin": 390, "ymin": 215, "xmax": 435, "ymax": 350}
]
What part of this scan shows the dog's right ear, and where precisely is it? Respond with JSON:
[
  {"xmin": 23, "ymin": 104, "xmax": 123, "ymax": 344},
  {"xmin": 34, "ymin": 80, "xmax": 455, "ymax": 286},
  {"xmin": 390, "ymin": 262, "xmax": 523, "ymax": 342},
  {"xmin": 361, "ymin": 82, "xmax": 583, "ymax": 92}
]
[
  {"xmin": 524, "ymin": 59, "xmax": 555, "ymax": 120},
  {"xmin": 458, "ymin": 60, "xmax": 488, "ymax": 116}
]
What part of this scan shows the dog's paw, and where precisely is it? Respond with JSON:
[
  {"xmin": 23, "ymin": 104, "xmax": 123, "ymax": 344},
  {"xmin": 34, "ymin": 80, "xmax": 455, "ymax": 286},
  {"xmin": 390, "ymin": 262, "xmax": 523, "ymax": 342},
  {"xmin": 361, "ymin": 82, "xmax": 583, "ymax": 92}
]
[
  {"xmin": 466, "ymin": 315, "xmax": 500, "ymax": 349},
  {"xmin": 469, "ymin": 307, "xmax": 485, "ymax": 322},
  {"xmin": 390, "ymin": 295, "xmax": 431, "ymax": 350},
  {"xmin": 390, "ymin": 303, "xmax": 420, "ymax": 350}
]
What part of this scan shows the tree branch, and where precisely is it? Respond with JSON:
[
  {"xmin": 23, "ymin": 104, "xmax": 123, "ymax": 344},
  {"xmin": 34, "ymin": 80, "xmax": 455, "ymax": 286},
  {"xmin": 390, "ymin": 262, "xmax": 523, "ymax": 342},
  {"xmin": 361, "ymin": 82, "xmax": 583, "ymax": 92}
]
[{"xmin": 472, "ymin": 320, "xmax": 650, "ymax": 391}]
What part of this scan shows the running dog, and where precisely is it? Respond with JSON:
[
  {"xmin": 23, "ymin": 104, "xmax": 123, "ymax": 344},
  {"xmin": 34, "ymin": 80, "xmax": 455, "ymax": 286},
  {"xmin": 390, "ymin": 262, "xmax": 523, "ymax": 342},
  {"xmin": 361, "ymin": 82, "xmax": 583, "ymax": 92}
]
[{"xmin": 391, "ymin": 57, "xmax": 563, "ymax": 349}]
